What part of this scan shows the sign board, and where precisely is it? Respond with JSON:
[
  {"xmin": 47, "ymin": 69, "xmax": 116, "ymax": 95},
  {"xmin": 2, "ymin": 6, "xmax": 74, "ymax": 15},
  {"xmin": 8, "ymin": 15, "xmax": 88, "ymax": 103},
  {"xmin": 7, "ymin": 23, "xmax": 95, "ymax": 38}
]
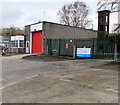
[
  {"xmin": 66, "ymin": 43, "xmax": 68, "ymax": 49},
  {"xmin": 11, "ymin": 35, "xmax": 24, "ymax": 41},
  {"xmin": 31, "ymin": 23, "xmax": 42, "ymax": 32},
  {"xmin": 77, "ymin": 48, "xmax": 91, "ymax": 57}
]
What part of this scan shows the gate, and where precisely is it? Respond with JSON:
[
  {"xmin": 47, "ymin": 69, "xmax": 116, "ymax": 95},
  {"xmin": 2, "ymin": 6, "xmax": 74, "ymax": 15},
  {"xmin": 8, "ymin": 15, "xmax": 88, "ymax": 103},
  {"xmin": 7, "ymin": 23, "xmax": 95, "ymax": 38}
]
[
  {"xmin": 48, "ymin": 39, "xmax": 59, "ymax": 55},
  {"xmin": 48, "ymin": 39, "xmax": 73, "ymax": 56},
  {"xmin": 94, "ymin": 36, "xmax": 120, "ymax": 60},
  {"xmin": 76, "ymin": 38, "xmax": 96, "ymax": 58},
  {"xmin": 47, "ymin": 38, "xmax": 95, "ymax": 57},
  {"xmin": 47, "ymin": 36, "xmax": 120, "ymax": 60}
]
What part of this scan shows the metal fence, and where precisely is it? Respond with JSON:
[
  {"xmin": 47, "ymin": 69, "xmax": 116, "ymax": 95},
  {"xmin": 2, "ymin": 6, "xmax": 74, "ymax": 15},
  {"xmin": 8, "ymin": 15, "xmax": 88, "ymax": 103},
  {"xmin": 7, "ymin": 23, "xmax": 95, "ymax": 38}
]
[
  {"xmin": 47, "ymin": 37, "xmax": 120, "ymax": 60},
  {"xmin": 48, "ymin": 39, "xmax": 73, "ymax": 56},
  {"xmin": 94, "ymin": 36, "xmax": 120, "ymax": 60}
]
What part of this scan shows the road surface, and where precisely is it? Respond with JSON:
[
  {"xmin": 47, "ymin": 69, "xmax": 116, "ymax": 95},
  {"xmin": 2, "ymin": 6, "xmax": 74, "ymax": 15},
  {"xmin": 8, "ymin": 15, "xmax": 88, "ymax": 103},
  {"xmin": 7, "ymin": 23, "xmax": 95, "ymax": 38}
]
[
  {"xmin": 2, "ymin": 54, "xmax": 108, "ymax": 88},
  {"xmin": 1, "ymin": 54, "xmax": 118, "ymax": 103}
]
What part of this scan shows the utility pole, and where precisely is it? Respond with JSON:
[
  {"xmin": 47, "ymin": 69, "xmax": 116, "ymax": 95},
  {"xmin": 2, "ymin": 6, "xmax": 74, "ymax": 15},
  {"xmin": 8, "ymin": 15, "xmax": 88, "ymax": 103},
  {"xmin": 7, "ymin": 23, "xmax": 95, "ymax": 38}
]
[{"xmin": 43, "ymin": 10, "xmax": 46, "ymax": 21}]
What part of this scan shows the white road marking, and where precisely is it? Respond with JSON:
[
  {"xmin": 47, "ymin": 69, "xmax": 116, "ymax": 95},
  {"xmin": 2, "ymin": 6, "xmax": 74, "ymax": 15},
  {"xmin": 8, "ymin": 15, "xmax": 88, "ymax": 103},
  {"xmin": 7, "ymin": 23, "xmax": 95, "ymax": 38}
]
[
  {"xmin": 92, "ymin": 69, "xmax": 102, "ymax": 71},
  {"xmin": 0, "ymin": 82, "xmax": 17, "ymax": 90},
  {"xmin": 0, "ymin": 74, "xmax": 39, "ymax": 90},
  {"xmin": 105, "ymin": 88, "xmax": 118, "ymax": 93}
]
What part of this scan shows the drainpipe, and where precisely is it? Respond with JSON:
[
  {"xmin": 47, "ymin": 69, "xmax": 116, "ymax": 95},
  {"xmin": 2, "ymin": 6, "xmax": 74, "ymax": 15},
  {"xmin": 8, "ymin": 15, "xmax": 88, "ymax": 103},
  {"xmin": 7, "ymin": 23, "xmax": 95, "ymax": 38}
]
[{"xmin": 46, "ymin": 38, "xmax": 49, "ymax": 55}]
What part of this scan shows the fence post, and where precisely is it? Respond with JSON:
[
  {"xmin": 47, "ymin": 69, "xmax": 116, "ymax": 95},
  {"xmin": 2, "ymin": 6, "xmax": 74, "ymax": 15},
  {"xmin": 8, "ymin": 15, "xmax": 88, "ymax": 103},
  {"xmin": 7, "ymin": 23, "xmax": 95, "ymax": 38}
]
[
  {"xmin": 46, "ymin": 38, "xmax": 49, "ymax": 55},
  {"xmin": 114, "ymin": 43, "xmax": 117, "ymax": 61},
  {"xmin": 73, "ymin": 39, "xmax": 76, "ymax": 58},
  {"xmin": 114, "ymin": 36, "xmax": 117, "ymax": 61},
  {"xmin": 92, "ymin": 38, "xmax": 95, "ymax": 59},
  {"xmin": 58, "ymin": 39, "xmax": 60, "ymax": 55}
]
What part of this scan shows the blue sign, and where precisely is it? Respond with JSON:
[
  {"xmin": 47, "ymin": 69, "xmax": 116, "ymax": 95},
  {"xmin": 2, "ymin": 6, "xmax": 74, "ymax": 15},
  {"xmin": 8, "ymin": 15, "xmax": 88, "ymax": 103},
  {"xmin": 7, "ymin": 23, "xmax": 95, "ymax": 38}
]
[
  {"xmin": 77, "ymin": 54, "xmax": 91, "ymax": 57},
  {"xmin": 77, "ymin": 48, "xmax": 91, "ymax": 57}
]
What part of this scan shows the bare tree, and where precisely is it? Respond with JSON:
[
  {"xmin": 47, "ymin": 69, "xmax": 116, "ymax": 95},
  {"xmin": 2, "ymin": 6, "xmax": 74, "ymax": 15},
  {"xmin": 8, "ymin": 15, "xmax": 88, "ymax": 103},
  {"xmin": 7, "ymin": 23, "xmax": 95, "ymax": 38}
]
[
  {"xmin": 112, "ymin": 24, "xmax": 120, "ymax": 33},
  {"xmin": 97, "ymin": 0, "xmax": 120, "ymax": 12},
  {"xmin": 58, "ymin": 1, "xmax": 91, "ymax": 28}
]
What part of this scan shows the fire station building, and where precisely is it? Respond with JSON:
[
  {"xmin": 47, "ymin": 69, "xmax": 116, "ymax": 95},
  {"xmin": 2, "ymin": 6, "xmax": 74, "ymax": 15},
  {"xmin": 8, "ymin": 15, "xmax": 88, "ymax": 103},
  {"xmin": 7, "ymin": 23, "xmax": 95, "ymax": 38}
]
[{"xmin": 25, "ymin": 21, "xmax": 97, "ymax": 57}]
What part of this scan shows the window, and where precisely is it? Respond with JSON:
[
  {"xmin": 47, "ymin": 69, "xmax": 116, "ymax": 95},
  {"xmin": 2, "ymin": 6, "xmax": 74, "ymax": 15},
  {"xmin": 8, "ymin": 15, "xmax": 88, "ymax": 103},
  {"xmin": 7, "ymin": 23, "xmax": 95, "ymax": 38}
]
[
  {"xmin": 19, "ymin": 40, "xmax": 24, "ymax": 47},
  {"xmin": 11, "ymin": 40, "xmax": 18, "ymax": 47},
  {"xmin": 105, "ymin": 26, "xmax": 108, "ymax": 32},
  {"xmin": 106, "ymin": 15, "xmax": 108, "ymax": 23},
  {"xmin": 11, "ymin": 40, "xmax": 24, "ymax": 48}
]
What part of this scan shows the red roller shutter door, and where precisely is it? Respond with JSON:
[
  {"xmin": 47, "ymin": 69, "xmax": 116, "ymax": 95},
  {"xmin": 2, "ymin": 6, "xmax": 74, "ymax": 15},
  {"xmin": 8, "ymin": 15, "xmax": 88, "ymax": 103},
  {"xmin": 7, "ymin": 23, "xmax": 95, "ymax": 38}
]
[{"xmin": 32, "ymin": 31, "xmax": 42, "ymax": 53}]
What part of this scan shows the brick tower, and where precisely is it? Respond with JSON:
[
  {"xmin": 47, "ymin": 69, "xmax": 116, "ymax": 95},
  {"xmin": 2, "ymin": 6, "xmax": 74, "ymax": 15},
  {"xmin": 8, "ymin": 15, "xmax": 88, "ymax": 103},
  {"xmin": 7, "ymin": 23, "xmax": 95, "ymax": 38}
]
[{"xmin": 98, "ymin": 10, "xmax": 110, "ymax": 42}]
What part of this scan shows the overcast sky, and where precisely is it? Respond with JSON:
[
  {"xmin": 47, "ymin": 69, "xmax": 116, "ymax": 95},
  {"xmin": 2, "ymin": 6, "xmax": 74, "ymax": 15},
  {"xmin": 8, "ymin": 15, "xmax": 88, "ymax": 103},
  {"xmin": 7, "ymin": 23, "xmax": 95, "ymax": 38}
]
[{"xmin": 0, "ymin": 0, "xmax": 118, "ymax": 32}]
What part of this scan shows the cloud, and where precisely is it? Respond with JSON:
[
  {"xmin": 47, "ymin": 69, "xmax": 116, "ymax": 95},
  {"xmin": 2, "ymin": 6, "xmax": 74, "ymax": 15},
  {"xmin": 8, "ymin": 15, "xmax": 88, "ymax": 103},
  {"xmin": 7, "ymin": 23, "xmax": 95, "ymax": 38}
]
[
  {"xmin": 1, "ymin": 2, "xmax": 65, "ymax": 28},
  {"xmin": 0, "ymin": 0, "xmax": 118, "ymax": 33},
  {"xmin": 0, "ymin": 0, "xmax": 74, "ymax": 3},
  {"xmin": 1, "ymin": 3, "xmax": 24, "ymax": 27}
]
